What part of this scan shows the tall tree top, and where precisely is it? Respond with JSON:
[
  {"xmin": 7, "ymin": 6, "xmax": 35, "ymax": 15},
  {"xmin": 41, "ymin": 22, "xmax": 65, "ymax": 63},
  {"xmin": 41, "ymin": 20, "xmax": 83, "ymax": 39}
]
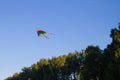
[
  {"xmin": 110, "ymin": 23, "xmax": 120, "ymax": 44},
  {"xmin": 119, "ymin": 22, "xmax": 120, "ymax": 30}
]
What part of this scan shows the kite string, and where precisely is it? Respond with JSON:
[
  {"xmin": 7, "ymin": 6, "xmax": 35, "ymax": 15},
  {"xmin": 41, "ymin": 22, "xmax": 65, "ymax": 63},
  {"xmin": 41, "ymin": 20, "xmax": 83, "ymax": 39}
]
[{"xmin": 47, "ymin": 32, "xmax": 54, "ymax": 35}]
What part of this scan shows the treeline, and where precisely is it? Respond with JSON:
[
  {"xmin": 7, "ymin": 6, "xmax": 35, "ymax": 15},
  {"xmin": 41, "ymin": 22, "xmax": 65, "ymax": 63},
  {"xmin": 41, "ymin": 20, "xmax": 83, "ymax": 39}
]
[{"xmin": 5, "ymin": 24, "xmax": 120, "ymax": 80}]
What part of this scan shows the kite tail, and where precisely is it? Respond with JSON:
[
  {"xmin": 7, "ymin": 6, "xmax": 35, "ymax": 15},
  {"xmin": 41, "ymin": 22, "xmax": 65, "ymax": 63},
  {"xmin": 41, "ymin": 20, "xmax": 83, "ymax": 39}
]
[{"xmin": 43, "ymin": 35, "xmax": 49, "ymax": 39}]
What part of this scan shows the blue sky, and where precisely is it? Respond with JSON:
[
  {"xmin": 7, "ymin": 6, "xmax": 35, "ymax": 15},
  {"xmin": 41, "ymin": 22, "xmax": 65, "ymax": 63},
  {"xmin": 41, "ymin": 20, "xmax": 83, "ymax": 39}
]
[{"xmin": 0, "ymin": 0, "xmax": 120, "ymax": 79}]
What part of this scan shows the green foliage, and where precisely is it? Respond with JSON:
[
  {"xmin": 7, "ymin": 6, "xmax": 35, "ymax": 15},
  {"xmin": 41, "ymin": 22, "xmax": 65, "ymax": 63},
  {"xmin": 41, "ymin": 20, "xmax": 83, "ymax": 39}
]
[
  {"xmin": 115, "ymin": 48, "xmax": 120, "ymax": 59},
  {"xmin": 102, "ymin": 23, "xmax": 120, "ymax": 80},
  {"xmin": 81, "ymin": 46, "xmax": 102, "ymax": 80}
]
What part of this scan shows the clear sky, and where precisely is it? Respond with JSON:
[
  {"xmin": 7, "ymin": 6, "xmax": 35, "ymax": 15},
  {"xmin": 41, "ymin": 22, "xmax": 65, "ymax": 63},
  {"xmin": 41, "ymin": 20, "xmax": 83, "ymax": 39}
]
[{"xmin": 0, "ymin": 0, "xmax": 120, "ymax": 79}]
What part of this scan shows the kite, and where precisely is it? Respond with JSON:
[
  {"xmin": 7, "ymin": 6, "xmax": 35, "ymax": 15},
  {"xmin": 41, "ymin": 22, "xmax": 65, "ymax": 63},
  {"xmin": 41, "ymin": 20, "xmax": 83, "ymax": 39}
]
[{"xmin": 36, "ymin": 29, "xmax": 49, "ymax": 39}]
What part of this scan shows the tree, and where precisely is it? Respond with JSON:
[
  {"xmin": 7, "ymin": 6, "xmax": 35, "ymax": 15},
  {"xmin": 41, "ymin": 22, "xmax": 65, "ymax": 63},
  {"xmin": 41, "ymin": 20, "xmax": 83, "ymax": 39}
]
[
  {"xmin": 82, "ymin": 45, "xmax": 102, "ymax": 80},
  {"xmin": 103, "ymin": 23, "xmax": 120, "ymax": 80}
]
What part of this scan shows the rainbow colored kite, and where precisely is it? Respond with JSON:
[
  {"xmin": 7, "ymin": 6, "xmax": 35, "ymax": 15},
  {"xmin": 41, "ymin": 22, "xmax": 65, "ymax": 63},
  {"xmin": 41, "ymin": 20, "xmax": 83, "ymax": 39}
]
[{"xmin": 36, "ymin": 29, "xmax": 49, "ymax": 39}]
